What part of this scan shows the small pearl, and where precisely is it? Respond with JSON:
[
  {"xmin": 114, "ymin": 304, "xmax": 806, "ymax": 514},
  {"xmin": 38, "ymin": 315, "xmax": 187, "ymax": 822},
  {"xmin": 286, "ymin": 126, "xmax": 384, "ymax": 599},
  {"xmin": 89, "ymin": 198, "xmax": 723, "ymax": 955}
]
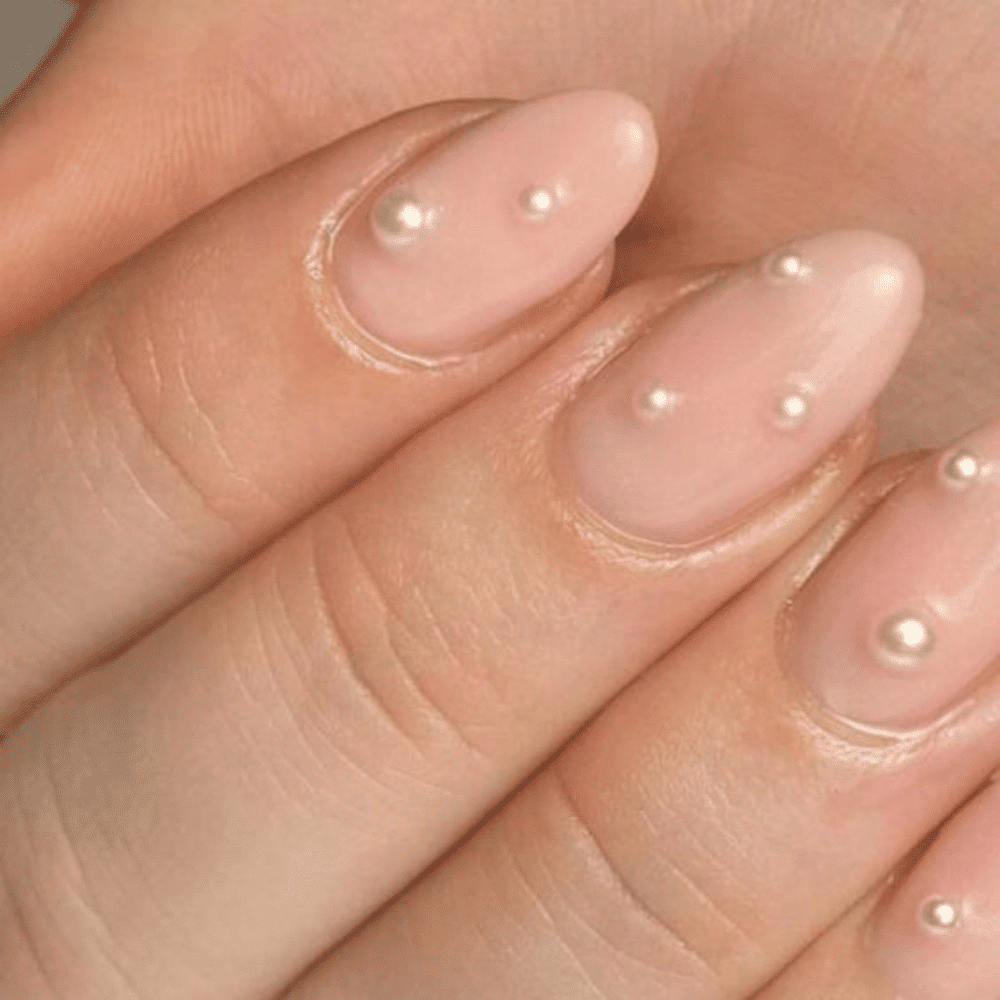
[
  {"xmin": 941, "ymin": 448, "xmax": 984, "ymax": 488},
  {"xmin": 773, "ymin": 390, "xmax": 811, "ymax": 429},
  {"xmin": 371, "ymin": 189, "xmax": 438, "ymax": 248},
  {"xmin": 767, "ymin": 250, "xmax": 812, "ymax": 282},
  {"xmin": 876, "ymin": 611, "xmax": 936, "ymax": 669},
  {"xmin": 636, "ymin": 383, "xmax": 681, "ymax": 420},
  {"xmin": 519, "ymin": 186, "xmax": 559, "ymax": 220},
  {"xmin": 921, "ymin": 897, "xmax": 961, "ymax": 933}
]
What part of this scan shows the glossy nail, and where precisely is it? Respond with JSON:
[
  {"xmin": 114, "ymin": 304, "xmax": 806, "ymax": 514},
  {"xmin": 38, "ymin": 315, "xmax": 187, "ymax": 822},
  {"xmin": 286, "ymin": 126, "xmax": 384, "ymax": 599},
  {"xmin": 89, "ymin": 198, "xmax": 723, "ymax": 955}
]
[
  {"xmin": 788, "ymin": 418, "xmax": 1000, "ymax": 730},
  {"xmin": 869, "ymin": 776, "xmax": 1000, "ymax": 1000},
  {"xmin": 332, "ymin": 90, "xmax": 657, "ymax": 358},
  {"xmin": 563, "ymin": 230, "xmax": 924, "ymax": 543}
]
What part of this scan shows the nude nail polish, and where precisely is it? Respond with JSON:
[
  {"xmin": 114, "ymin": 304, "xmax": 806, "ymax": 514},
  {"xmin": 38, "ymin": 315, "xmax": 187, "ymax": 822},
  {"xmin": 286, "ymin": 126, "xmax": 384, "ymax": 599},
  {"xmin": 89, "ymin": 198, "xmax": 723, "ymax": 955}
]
[
  {"xmin": 788, "ymin": 418, "xmax": 1000, "ymax": 731},
  {"xmin": 563, "ymin": 230, "xmax": 925, "ymax": 544},
  {"xmin": 869, "ymin": 776, "xmax": 1000, "ymax": 1000},
  {"xmin": 331, "ymin": 90, "xmax": 658, "ymax": 358}
]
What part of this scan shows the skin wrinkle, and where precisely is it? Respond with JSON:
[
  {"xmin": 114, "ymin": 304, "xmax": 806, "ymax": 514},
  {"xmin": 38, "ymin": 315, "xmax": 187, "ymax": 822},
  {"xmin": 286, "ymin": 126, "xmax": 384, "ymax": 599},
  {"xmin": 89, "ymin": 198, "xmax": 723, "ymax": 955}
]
[
  {"xmin": 494, "ymin": 810, "xmax": 617, "ymax": 1000},
  {"xmin": 12, "ymin": 733, "xmax": 142, "ymax": 1000},
  {"xmin": 549, "ymin": 765, "xmax": 722, "ymax": 984},
  {"xmin": 835, "ymin": 0, "xmax": 917, "ymax": 171},
  {"xmin": 539, "ymin": 782, "xmax": 719, "ymax": 991}
]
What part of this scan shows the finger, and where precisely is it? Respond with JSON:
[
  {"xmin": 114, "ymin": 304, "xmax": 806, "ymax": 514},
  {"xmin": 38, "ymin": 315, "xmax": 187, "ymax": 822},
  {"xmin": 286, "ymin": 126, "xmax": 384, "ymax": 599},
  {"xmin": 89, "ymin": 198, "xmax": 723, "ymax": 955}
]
[
  {"xmin": 0, "ymin": 89, "xmax": 656, "ymax": 731},
  {"xmin": 284, "ymin": 418, "xmax": 1000, "ymax": 1000},
  {"xmin": 0, "ymin": 231, "xmax": 920, "ymax": 999},
  {"xmin": 1, "ymin": 0, "xmax": 635, "ymax": 334},
  {"xmin": 868, "ymin": 761, "xmax": 1000, "ymax": 998}
]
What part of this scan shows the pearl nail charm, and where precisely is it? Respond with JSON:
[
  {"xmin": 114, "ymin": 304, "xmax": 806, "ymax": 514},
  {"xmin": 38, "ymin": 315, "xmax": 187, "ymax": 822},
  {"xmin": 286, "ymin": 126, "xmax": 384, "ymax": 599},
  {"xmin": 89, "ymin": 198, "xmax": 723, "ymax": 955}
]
[
  {"xmin": 941, "ymin": 449, "xmax": 984, "ymax": 489},
  {"xmin": 920, "ymin": 897, "xmax": 961, "ymax": 933},
  {"xmin": 519, "ymin": 186, "xmax": 559, "ymax": 220},
  {"xmin": 876, "ymin": 611, "xmax": 936, "ymax": 670},
  {"xmin": 767, "ymin": 250, "xmax": 812, "ymax": 282},
  {"xmin": 636, "ymin": 383, "xmax": 681, "ymax": 420},
  {"xmin": 371, "ymin": 189, "xmax": 439, "ymax": 249},
  {"xmin": 773, "ymin": 390, "xmax": 812, "ymax": 429}
]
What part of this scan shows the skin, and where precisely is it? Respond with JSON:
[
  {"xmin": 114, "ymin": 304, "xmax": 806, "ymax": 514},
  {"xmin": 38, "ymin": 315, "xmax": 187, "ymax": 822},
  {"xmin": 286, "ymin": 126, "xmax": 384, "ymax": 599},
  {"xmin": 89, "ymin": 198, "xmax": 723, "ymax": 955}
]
[
  {"xmin": 1, "ymin": 1, "xmax": 999, "ymax": 998},
  {"xmin": 3, "ymin": 0, "xmax": 999, "ymax": 455}
]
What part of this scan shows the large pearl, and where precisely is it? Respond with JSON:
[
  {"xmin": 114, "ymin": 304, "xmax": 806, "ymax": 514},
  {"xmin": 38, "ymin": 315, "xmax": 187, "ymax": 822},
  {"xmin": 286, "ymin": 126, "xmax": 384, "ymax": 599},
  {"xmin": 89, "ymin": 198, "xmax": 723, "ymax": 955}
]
[
  {"xmin": 876, "ymin": 611, "xmax": 936, "ymax": 669},
  {"xmin": 371, "ymin": 189, "xmax": 438, "ymax": 248},
  {"xmin": 921, "ymin": 897, "xmax": 961, "ymax": 933}
]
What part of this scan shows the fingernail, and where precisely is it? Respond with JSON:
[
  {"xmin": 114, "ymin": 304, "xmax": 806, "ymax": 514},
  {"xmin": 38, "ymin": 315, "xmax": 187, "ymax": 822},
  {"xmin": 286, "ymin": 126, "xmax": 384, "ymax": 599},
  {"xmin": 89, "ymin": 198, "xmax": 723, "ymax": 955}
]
[
  {"xmin": 788, "ymin": 418, "xmax": 1000, "ymax": 731},
  {"xmin": 563, "ymin": 230, "xmax": 924, "ymax": 543},
  {"xmin": 868, "ymin": 777, "xmax": 1000, "ymax": 1000},
  {"xmin": 331, "ymin": 90, "xmax": 657, "ymax": 358}
]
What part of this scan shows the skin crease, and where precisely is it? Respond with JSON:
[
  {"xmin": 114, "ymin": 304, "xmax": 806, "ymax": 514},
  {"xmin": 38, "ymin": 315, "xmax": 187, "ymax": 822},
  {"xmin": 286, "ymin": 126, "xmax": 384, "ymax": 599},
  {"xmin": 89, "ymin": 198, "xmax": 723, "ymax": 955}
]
[
  {"xmin": 1, "ymin": 0, "xmax": 999, "ymax": 457},
  {"xmin": 1, "ymin": 2, "xmax": 999, "ymax": 999}
]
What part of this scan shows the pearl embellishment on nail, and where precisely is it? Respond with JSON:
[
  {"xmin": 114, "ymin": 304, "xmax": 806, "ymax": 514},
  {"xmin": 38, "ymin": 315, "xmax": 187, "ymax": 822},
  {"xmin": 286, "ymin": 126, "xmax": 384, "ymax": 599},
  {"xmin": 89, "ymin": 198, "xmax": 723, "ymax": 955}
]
[
  {"xmin": 371, "ymin": 189, "xmax": 439, "ymax": 248},
  {"xmin": 767, "ymin": 250, "xmax": 812, "ymax": 282},
  {"xmin": 876, "ymin": 611, "xmax": 936, "ymax": 669},
  {"xmin": 941, "ymin": 448, "xmax": 984, "ymax": 489},
  {"xmin": 636, "ymin": 383, "xmax": 681, "ymax": 420},
  {"xmin": 921, "ymin": 897, "xmax": 961, "ymax": 933},
  {"xmin": 519, "ymin": 186, "xmax": 559, "ymax": 220},
  {"xmin": 773, "ymin": 390, "xmax": 812, "ymax": 429}
]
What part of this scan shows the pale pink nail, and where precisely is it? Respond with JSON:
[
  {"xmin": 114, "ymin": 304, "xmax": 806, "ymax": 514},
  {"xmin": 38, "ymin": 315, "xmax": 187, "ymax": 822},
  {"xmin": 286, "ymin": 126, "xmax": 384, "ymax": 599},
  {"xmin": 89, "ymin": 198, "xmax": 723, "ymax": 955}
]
[
  {"xmin": 332, "ymin": 90, "xmax": 657, "ymax": 358},
  {"xmin": 788, "ymin": 418, "xmax": 1000, "ymax": 730},
  {"xmin": 870, "ymin": 776, "xmax": 1000, "ymax": 1000},
  {"xmin": 563, "ymin": 230, "xmax": 924, "ymax": 543}
]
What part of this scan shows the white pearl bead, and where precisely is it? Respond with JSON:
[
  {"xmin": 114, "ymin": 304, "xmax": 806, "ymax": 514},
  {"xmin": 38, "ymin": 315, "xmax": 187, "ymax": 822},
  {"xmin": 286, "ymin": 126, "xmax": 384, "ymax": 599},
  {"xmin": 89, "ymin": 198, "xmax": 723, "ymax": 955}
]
[
  {"xmin": 773, "ymin": 390, "xmax": 811, "ymax": 429},
  {"xmin": 941, "ymin": 448, "xmax": 984, "ymax": 488},
  {"xmin": 371, "ymin": 189, "xmax": 438, "ymax": 248},
  {"xmin": 921, "ymin": 897, "xmax": 961, "ymax": 933},
  {"xmin": 767, "ymin": 250, "xmax": 812, "ymax": 282},
  {"xmin": 876, "ymin": 611, "xmax": 936, "ymax": 669},
  {"xmin": 636, "ymin": 383, "xmax": 680, "ymax": 420},
  {"xmin": 519, "ymin": 186, "xmax": 559, "ymax": 220}
]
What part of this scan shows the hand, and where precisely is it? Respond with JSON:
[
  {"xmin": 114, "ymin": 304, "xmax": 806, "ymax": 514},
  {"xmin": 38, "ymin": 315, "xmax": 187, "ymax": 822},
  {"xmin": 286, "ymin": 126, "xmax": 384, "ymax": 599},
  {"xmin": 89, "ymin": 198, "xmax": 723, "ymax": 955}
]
[
  {"xmin": 1, "ymin": 3, "xmax": 1000, "ymax": 996},
  {"xmin": 3, "ymin": 0, "xmax": 998, "ymax": 456},
  {"xmin": 2, "ymin": 79, "xmax": 972, "ymax": 998}
]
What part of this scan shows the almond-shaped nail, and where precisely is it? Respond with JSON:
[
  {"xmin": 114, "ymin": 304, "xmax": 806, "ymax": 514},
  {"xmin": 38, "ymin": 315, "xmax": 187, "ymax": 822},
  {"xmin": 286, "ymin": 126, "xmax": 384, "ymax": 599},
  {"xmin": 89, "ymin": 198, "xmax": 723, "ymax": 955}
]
[
  {"xmin": 869, "ymin": 776, "xmax": 1000, "ymax": 1000},
  {"xmin": 788, "ymin": 418, "xmax": 1000, "ymax": 730},
  {"xmin": 331, "ymin": 90, "xmax": 657, "ymax": 358},
  {"xmin": 563, "ymin": 230, "xmax": 924, "ymax": 543}
]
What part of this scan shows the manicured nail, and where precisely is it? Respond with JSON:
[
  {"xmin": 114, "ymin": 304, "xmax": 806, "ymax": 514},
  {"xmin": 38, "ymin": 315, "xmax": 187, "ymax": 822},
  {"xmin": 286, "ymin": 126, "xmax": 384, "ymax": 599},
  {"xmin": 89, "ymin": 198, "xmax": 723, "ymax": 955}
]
[
  {"xmin": 869, "ymin": 776, "xmax": 1000, "ymax": 1000},
  {"xmin": 788, "ymin": 418, "xmax": 1000, "ymax": 730},
  {"xmin": 563, "ymin": 229, "xmax": 924, "ymax": 543},
  {"xmin": 331, "ymin": 90, "xmax": 657, "ymax": 358}
]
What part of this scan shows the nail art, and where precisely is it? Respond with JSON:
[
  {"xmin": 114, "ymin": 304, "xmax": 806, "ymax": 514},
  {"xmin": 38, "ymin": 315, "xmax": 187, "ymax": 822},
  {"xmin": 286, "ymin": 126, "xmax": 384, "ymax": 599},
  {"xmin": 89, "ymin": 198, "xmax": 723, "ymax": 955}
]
[
  {"xmin": 869, "ymin": 779, "xmax": 1000, "ymax": 1000},
  {"xmin": 788, "ymin": 419, "xmax": 1000, "ymax": 731},
  {"xmin": 330, "ymin": 90, "xmax": 657, "ymax": 359},
  {"xmin": 562, "ymin": 230, "xmax": 924, "ymax": 544}
]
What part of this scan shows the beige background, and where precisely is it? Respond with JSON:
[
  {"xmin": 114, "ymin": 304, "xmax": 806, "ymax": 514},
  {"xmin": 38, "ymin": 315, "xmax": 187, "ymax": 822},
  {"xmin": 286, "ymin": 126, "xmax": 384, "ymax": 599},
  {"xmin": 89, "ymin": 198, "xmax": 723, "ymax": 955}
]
[{"xmin": 1, "ymin": 1, "xmax": 74, "ymax": 105}]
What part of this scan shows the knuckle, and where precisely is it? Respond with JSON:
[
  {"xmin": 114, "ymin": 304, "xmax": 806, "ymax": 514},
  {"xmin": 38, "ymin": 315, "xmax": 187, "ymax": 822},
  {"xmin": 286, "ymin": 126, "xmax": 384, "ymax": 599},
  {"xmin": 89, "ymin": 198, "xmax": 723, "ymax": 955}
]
[
  {"xmin": 63, "ymin": 285, "xmax": 273, "ymax": 537},
  {"xmin": 241, "ymin": 510, "xmax": 497, "ymax": 806},
  {"xmin": 0, "ymin": 749, "xmax": 143, "ymax": 1000},
  {"xmin": 518, "ymin": 765, "xmax": 756, "ymax": 999}
]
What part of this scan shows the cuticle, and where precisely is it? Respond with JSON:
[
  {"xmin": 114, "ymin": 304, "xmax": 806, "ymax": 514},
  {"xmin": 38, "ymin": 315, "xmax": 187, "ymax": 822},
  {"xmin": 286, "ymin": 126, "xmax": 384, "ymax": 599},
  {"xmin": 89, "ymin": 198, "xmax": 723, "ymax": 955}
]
[
  {"xmin": 548, "ymin": 399, "xmax": 867, "ymax": 574},
  {"xmin": 773, "ymin": 445, "xmax": 1000, "ymax": 757},
  {"xmin": 304, "ymin": 106, "xmax": 502, "ymax": 375}
]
